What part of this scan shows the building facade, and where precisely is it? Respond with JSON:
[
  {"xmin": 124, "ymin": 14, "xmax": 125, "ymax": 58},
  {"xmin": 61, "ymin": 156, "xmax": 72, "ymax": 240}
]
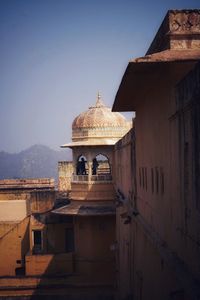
[{"xmin": 113, "ymin": 9, "xmax": 200, "ymax": 300}]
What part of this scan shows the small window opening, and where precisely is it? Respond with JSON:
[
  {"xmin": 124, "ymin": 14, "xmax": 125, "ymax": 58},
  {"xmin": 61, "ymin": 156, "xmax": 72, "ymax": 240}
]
[
  {"xmin": 160, "ymin": 167, "xmax": 164, "ymax": 195},
  {"xmin": 151, "ymin": 168, "xmax": 154, "ymax": 194},
  {"xmin": 65, "ymin": 228, "xmax": 75, "ymax": 253},
  {"xmin": 32, "ymin": 230, "xmax": 42, "ymax": 254},
  {"xmin": 142, "ymin": 168, "xmax": 145, "ymax": 188},
  {"xmin": 155, "ymin": 167, "xmax": 159, "ymax": 194},
  {"xmin": 139, "ymin": 168, "xmax": 142, "ymax": 187},
  {"xmin": 145, "ymin": 167, "xmax": 147, "ymax": 191}
]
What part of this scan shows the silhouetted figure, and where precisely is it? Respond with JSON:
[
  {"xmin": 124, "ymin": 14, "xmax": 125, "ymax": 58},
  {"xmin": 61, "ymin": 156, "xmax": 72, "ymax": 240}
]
[
  {"xmin": 76, "ymin": 158, "xmax": 86, "ymax": 175},
  {"xmin": 80, "ymin": 158, "xmax": 86, "ymax": 175},
  {"xmin": 76, "ymin": 161, "xmax": 81, "ymax": 175},
  {"xmin": 92, "ymin": 158, "xmax": 99, "ymax": 175}
]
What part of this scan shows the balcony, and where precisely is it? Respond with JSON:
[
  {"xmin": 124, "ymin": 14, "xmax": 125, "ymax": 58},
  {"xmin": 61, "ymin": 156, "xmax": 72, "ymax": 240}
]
[
  {"xmin": 72, "ymin": 174, "xmax": 112, "ymax": 182},
  {"xmin": 70, "ymin": 172, "xmax": 115, "ymax": 201}
]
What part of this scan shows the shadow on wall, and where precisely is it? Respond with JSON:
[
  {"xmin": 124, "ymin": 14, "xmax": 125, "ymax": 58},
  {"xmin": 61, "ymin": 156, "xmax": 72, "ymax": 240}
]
[
  {"xmin": 27, "ymin": 213, "xmax": 115, "ymax": 300},
  {"xmin": 16, "ymin": 219, "xmax": 30, "ymax": 276}
]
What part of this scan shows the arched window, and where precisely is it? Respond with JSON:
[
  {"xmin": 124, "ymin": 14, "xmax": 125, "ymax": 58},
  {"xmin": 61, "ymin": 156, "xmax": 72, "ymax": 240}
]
[
  {"xmin": 92, "ymin": 154, "xmax": 111, "ymax": 176},
  {"xmin": 76, "ymin": 155, "xmax": 88, "ymax": 175}
]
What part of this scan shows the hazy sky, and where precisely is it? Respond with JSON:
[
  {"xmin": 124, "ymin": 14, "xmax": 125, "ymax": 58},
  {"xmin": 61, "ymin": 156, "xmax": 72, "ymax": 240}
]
[{"xmin": 0, "ymin": 0, "xmax": 199, "ymax": 153}]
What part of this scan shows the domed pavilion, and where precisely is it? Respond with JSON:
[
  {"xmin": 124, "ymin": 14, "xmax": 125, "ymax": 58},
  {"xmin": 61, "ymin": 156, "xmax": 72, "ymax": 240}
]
[
  {"xmin": 53, "ymin": 94, "xmax": 131, "ymax": 287},
  {"xmin": 61, "ymin": 93, "xmax": 131, "ymax": 183}
]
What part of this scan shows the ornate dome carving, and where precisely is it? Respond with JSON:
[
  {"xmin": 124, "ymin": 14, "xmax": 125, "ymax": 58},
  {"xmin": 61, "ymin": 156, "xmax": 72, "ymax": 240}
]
[
  {"xmin": 72, "ymin": 95, "xmax": 127, "ymax": 129},
  {"xmin": 62, "ymin": 94, "xmax": 131, "ymax": 147}
]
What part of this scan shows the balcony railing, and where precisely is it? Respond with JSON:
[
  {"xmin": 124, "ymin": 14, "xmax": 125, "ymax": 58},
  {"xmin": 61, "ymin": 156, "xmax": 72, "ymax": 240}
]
[{"xmin": 72, "ymin": 174, "xmax": 112, "ymax": 182}]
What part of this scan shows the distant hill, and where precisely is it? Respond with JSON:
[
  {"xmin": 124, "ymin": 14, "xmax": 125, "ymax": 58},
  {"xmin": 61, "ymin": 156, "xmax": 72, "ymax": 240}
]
[{"xmin": 0, "ymin": 145, "xmax": 72, "ymax": 181}]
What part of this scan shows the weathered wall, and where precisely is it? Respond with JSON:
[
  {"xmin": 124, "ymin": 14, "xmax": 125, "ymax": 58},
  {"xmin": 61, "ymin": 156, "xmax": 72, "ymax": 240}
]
[
  {"xmin": 0, "ymin": 191, "xmax": 31, "ymax": 223},
  {"xmin": 131, "ymin": 218, "xmax": 184, "ymax": 300},
  {"xmin": 173, "ymin": 62, "xmax": 200, "ymax": 278},
  {"xmin": 30, "ymin": 214, "xmax": 74, "ymax": 254},
  {"xmin": 114, "ymin": 129, "xmax": 135, "ymax": 299},
  {"xmin": 0, "ymin": 178, "xmax": 55, "ymax": 190},
  {"xmin": 0, "ymin": 216, "xmax": 30, "ymax": 276},
  {"xmin": 30, "ymin": 190, "xmax": 55, "ymax": 213},
  {"xmin": 74, "ymin": 215, "xmax": 116, "ymax": 285},
  {"xmin": 0, "ymin": 222, "xmax": 18, "ymax": 238},
  {"xmin": 131, "ymin": 70, "xmax": 200, "ymax": 299},
  {"xmin": 70, "ymin": 181, "xmax": 115, "ymax": 201},
  {"xmin": 26, "ymin": 252, "xmax": 73, "ymax": 275},
  {"xmin": 0, "ymin": 200, "xmax": 29, "ymax": 221},
  {"xmin": 0, "ymin": 190, "xmax": 30, "ymax": 201},
  {"xmin": 58, "ymin": 161, "xmax": 73, "ymax": 191},
  {"xmin": 114, "ymin": 10, "xmax": 200, "ymax": 299}
]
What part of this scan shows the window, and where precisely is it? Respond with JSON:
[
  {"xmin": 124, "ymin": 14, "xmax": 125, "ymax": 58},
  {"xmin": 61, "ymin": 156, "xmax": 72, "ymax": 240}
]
[
  {"xmin": 93, "ymin": 154, "xmax": 111, "ymax": 175},
  {"xmin": 139, "ymin": 168, "xmax": 142, "ymax": 187},
  {"xmin": 151, "ymin": 168, "xmax": 154, "ymax": 193},
  {"xmin": 32, "ymin": 230, "xmax": 42, "ymax": 254},
  {"xmin": 155, "ymin": 167, "xmax": 159, "ymax": 194},
  {"xmin": 160, "ymin": 167, "xmax": 164, "ymax": 194},
  {"xmin": 145, "ymin": 167, "xmax": 147, "ymax": 191},
  {"xmin": 142, "ymin": 168, "xmax": 145, "ymax": 188},
  {"xmin": 65, "ymin": 228, "xmax": 75, "ymax": 252}
]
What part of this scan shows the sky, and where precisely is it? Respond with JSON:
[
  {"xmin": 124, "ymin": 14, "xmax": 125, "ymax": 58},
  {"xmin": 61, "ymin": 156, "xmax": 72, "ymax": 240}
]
[{"xmin": 0, "ymin": 0, "xmax": 199, "ymax": 153}]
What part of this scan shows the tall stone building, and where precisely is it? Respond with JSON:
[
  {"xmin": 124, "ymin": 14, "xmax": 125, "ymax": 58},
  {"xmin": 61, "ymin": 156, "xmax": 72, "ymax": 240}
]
[
  {"xmin": 112, "ymin": 9, "xmax": 200, "ymax": 300},
  {"xmin": 54, "ymin": 94, "xmax": 131, "ymax": 289}
]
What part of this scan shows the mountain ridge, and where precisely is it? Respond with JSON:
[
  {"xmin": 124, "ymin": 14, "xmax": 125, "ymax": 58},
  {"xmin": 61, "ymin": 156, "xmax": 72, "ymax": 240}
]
[{"xmin": 0, "ymin": 144, "xmax": 72, "ymax": 181}]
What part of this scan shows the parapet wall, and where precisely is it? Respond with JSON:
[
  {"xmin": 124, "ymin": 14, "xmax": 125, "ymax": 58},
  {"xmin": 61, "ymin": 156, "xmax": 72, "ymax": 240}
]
[
  {"xmin": 147, "ymin": 10, "xmax": 200, "ymax": 54},
  {"xmin": 0, "ymin": 178, "xmax": 55, "ymax": 190}
]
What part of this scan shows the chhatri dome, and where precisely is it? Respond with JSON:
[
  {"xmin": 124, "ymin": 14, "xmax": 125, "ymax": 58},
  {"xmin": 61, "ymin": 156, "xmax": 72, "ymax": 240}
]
[{"xmin": 62, "ymin": 93, "xmax": 131, "ymax": 147}]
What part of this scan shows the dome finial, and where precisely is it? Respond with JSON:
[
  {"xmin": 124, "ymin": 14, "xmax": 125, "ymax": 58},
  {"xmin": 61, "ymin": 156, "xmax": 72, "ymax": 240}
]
[{"xmin": 96, "ymin": 91, "xmax": 104, "ymax": 107}]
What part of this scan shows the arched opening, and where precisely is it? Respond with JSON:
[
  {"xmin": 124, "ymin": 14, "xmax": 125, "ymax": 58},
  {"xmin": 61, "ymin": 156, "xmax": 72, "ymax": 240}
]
[
  {"xmin": 76, "ymin": 155, "xmax": 88, "ymax": 175},
  {"xmin": 92, "ymin": 154, "xmax": 111, "ymax": 180}
]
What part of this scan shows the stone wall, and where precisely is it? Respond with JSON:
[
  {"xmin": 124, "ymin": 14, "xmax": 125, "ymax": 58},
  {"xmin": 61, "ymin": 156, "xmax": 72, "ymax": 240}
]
[
  {"xmin": 113, "ymin": 9, "xmax": 200, "ymax": 300},
  {"xmin": 58, "ymin": 161, "xmax": 73, "ymax": 191},
  {"xmin": 0, "ymin": 216, "xmax": 30, "ymax": 276},
  {"xmin": 30, "ymin": 190, "xmax": 55, "ymax": 213},
  {"xmin": 0, "ymin": 178, "xmax": 55, "ymax": 190},
  {"xmin": 26, "ymin": 252, "xmax": 73, "ymax": 276}
]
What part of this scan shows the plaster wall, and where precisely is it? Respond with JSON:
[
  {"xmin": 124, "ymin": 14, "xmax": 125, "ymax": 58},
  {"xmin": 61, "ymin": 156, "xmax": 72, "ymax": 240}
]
[
  {"xmin": 0, "ymin": 216, "xmax": 30, "ymax": 276},
  {"xmin": 0, "ymin": 200, "xmax": 29, "ymax": 221},
  {"xmin": 30, "ymin": 190, "xmax": 55, "ymax": 213},
  {"xmin": 0, "ymin": 190, "xmax": 30, "ymax": 201},
  {"xmin": 29, "ymin": 215, "xmax": 74, "ymax": 254},
  {"xmin": 74, "ymin": 215, "xmax": 116, "ymax": 285},
  {"xmin": 114, "ymin": 63, "xmax": 200, "ymax": 299},
  {"xmin": 114, "ymin": 129, "xmax": 135, "ymax": 299},
  {"xmin": 26, "ymin": 252, "xmax": 73, "ymax": 276},
  {"xmin": 70, "ymin": 181, "xmax": 115, "ymax": 201},
  {"xmin": 132, "ymin": 219, "xmax": 183, "ymax": 300},
  {"xmin": 135, "ymin": 64, "xmax": 200, "ymax": 278},
  {"xmin": 0, "ymin": 222, "xmax": 18, "ymax": 238}
]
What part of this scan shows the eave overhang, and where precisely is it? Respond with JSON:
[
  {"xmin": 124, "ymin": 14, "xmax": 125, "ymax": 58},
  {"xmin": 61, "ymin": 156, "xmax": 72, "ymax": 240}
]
[
  {"xmin": 61, "ymin": 139, "xmax": 117, "ymax": 148},
  {"xmin": 51, "ymin": 201, "xmax": 115, "ymax": 216},
  {"xmin": 112, "ymin": 49, "xmax": 200, "ymax": 112}
]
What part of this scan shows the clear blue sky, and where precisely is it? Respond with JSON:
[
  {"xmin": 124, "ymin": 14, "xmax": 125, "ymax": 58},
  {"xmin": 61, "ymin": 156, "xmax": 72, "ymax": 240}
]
[{"xmin": 0, "ymin": 0, "xmax": 199, "ymax": 153}]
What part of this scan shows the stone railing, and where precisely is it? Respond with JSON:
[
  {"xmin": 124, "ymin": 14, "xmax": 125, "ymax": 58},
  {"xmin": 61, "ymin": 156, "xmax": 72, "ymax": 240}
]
[{"xmin": 72, "ymin": 174, "xmax": 112, "ymax": 182}]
